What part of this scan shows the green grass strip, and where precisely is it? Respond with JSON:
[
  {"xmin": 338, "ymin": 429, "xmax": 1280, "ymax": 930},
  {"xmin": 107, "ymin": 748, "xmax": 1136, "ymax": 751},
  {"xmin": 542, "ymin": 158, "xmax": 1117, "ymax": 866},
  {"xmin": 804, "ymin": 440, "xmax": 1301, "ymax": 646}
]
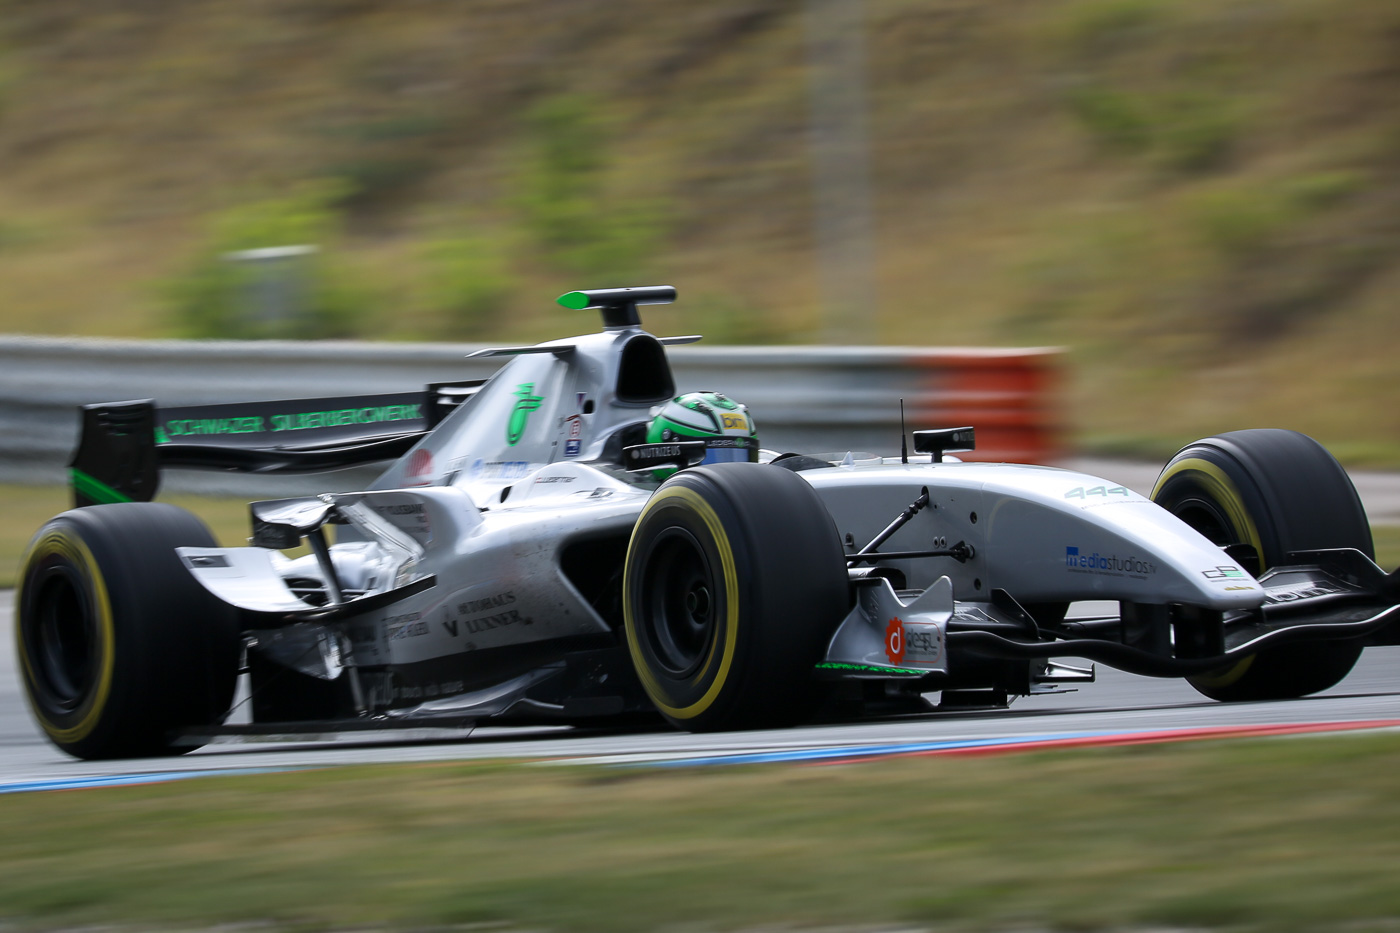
[{"xmin": 2, "ymin": 734, "xmax": 1400, "ymax": 932}]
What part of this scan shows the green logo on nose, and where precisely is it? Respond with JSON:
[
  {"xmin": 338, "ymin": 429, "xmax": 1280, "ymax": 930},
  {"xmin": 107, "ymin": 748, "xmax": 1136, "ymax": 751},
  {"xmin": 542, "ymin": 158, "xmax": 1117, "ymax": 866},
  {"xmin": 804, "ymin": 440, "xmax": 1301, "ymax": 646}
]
[{"xmin": 507, "ymin": 383, "xmax": 544, "ymax": 445}]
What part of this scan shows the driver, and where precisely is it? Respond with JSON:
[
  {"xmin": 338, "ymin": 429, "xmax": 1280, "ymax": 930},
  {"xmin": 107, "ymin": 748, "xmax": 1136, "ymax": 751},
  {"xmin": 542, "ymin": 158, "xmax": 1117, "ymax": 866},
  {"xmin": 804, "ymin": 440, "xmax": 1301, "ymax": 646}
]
[{"xmin": 647, "ymin": 391, "xmax": 759, "ymax": 476}]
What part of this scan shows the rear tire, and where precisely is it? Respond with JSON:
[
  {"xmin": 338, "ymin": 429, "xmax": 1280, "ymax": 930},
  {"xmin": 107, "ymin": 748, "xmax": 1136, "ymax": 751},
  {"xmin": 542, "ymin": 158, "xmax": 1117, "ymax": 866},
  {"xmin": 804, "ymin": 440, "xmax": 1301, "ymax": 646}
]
[
  {"xmin": 16, "ymin": 503, "xmax": 241, "ymax": 759},
  {"xmin": 1151, "ymin": 429, "xmax": 1370, "ymax": 701},
  {"xmin": 623, "ymin": 463, "xmax": 849, "ymax": 731}
]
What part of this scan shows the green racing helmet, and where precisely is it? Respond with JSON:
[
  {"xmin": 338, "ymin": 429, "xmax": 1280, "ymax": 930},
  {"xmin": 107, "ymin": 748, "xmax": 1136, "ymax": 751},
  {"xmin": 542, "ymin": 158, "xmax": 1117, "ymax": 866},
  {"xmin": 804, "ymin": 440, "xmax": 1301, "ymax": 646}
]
[{"xmin": 646, "ymin": 391, "xmax": 758, "ymax": 476}]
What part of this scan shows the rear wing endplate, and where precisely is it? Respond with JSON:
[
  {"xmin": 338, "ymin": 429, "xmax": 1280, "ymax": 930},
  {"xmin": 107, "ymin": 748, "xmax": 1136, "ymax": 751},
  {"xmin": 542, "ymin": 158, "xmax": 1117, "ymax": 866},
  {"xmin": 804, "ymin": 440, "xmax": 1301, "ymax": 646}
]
[{"xmin": 69, "ymin": 381, "xmax": 482, "ymax": 507}]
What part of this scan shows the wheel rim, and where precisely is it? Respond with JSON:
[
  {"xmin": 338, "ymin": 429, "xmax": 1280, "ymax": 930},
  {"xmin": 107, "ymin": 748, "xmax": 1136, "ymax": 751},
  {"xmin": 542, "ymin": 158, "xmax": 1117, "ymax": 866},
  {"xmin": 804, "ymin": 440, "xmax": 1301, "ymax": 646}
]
[
  {"xmin": 26, "ymin": 563, "xmax": 99, "ymax": 712},
  {"xmin": 642, "ymin": 527, "xmax": 720, "ymax": 677},
  {"xmin": 1172, "ymin": 497, "xmax": 1235, "ymax": 547},
  {"xmin": 1169, "ymin": 491, "xmax": 1261, "ymax": 575}
]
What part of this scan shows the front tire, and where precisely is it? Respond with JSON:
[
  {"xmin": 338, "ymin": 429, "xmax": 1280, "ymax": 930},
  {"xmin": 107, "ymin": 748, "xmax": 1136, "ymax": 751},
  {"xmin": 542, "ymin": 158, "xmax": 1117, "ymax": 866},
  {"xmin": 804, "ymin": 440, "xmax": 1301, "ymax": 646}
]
[
  {"xmin": 16, "ymin": 503, "xmax": 241, "ymax": 759},
  {"xmin": 623, "ymin": 463, "xmax": 848, "ymax": 731},
  {"xmin": 1152, "ymin": 429, "xmax": 1370, "ymax": 701}
]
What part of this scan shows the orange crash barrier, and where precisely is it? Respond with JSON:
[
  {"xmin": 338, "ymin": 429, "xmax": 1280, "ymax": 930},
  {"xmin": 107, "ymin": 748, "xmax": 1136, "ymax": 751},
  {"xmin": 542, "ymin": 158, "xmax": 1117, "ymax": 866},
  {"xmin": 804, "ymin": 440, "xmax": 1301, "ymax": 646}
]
[{"xmin": 907, "ymin": 349, "xmax": 1062, "ymax": 464}]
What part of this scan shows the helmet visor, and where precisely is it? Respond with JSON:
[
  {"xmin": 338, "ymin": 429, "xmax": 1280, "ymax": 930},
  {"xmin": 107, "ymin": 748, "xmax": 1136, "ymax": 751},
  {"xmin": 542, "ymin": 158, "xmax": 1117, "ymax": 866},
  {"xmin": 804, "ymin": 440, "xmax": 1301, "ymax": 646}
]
[
  {"xmin": 701, "ymin": 446, "xmax": 752, "ymax": 465},
  {"xmin": 701, "ymin": 437, "xmax": 758, "ymax": 465}
]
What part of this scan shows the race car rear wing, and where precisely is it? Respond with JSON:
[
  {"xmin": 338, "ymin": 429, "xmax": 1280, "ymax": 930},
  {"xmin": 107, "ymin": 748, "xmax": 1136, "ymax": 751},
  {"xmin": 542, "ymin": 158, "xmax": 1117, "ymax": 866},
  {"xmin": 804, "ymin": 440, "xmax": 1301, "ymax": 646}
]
[{"xmin": 69, "ymin": 381, "xmax": 483, "ymax": 507}]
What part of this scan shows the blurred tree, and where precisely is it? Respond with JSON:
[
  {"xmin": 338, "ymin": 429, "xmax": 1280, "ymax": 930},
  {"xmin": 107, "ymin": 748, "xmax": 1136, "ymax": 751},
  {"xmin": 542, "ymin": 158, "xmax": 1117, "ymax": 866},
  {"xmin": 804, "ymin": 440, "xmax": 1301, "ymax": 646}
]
[{"xmin": 514, "ymin": 95, "xmax": 665, "ymax": 284}]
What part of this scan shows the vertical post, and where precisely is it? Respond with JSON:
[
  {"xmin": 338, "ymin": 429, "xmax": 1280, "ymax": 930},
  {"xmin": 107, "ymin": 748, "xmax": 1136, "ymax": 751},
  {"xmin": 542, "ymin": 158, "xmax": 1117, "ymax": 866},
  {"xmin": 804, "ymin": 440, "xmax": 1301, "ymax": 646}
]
[
  {"xmin": 803, "ymin": 0, "xmax": 879, "ymax": 345},
  {"xmin": 223, "ymin": 244, "xmax": 318, "ymax": 338}
]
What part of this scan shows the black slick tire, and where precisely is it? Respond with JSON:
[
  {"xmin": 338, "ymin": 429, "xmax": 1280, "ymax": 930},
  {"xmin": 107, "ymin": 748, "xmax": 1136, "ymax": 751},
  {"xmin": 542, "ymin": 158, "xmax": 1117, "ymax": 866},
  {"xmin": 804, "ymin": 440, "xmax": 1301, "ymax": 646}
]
[
  {"xmin": 1151, "ymin": 429, "xmax": 1370, "ymax": 701},
  {"xmin": 16, "ymin": 503, "xmax": 241, "ymax": 759},
  {"xmin": 623, "ymin": 463, "xmax": 849, "ymax": 731}
]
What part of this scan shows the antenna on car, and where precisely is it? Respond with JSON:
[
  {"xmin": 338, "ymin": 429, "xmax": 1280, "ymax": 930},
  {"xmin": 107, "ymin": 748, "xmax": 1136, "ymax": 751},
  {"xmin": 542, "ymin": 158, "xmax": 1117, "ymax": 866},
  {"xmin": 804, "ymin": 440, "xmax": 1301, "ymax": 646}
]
[
  {"xmin": 557, "ymin": 286, "xmax": 677, "ymax": 329},
  {"xmin": 900, "ymin": 398, "xmax": 908, "ymax": 465}
]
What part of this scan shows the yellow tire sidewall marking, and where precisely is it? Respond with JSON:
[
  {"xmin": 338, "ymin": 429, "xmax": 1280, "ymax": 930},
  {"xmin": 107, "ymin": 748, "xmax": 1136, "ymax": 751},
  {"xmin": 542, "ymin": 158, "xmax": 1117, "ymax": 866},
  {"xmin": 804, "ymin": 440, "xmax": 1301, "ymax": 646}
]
[
  {"xmin": 1153, "ymin": 456, "xmax": 1265, "ymax": 690},
  {"xmin": 1152, "ymin": 457, "xmax": 1265, "ymax": 560},
  {"xmin": 15, "ymin": 528, "xmax": 116, "ymax": 744},
  {"xmin": 1191, "ymin": 652, "xmax": 1255, "ymax": 689},
  {"xmin": 624, "ymin": 485, "xmax": 741, "ymax": 720}
]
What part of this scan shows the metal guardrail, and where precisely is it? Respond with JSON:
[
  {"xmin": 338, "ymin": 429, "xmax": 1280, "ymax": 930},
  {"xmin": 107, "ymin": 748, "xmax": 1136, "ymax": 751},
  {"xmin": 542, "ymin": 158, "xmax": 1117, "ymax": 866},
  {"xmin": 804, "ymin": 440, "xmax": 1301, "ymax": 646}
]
[{"xmin": 0, "ymin": 336, "xmax": 1061, "ymax": 496}]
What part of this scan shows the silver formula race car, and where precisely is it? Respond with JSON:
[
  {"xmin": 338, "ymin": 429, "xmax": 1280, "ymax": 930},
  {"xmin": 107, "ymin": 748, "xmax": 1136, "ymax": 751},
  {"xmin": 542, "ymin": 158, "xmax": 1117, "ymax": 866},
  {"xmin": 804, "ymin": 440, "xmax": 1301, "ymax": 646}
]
[{"xmin": 16, "ymin": 286, "xmax": 1400, "ymax": 759}]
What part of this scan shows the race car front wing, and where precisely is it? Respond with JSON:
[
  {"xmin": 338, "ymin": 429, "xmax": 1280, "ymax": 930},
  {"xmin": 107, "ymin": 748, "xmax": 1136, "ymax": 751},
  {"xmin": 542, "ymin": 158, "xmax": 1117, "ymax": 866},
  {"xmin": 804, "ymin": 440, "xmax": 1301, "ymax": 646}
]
[{"xmin": 821, "ymin": 547, "xmax": 1400, "ymax": 685}]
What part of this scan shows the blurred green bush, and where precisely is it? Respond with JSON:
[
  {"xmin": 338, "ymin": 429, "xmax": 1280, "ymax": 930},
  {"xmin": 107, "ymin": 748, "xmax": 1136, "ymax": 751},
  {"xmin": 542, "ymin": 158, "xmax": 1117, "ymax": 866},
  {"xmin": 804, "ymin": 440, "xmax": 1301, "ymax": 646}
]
[
  {"xmin": 420, "ymin": 226, "xmax": 515, "ymax": 339},
  {"xmin": 164, "ymin": 182, "xmax": 373, "ymax": 339}
]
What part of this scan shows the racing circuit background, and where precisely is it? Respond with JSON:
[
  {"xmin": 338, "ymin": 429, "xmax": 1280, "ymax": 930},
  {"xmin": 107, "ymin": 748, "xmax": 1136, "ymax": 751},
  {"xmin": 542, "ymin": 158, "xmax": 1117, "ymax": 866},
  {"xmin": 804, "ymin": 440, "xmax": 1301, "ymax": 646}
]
[{"xmin": 4, "ymin": 1, "xmax": 1400, "ymax": 930}]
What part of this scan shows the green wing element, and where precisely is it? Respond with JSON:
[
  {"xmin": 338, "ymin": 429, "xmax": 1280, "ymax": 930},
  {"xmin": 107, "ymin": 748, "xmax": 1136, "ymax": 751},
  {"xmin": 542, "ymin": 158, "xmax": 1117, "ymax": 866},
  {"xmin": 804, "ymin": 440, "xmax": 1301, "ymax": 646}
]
[{"xmin": 507, "ymin": 383, "xmax": 545, "ymax": 446}]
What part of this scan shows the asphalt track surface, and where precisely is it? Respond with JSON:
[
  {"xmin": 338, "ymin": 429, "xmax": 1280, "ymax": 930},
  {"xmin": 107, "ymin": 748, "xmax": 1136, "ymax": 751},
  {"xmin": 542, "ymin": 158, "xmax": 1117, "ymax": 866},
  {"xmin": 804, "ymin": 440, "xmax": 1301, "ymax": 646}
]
[{"xmin": 4, "ymin": 587, "xmax": 1400, "ymax": 788}]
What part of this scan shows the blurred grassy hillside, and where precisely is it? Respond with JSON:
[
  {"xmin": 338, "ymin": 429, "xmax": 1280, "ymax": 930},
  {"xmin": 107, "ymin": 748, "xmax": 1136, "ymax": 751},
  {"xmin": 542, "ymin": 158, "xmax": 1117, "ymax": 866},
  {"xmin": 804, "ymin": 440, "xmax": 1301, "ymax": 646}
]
[{"xmin": 1, "ymin": 0, "xmax": 1399, "ymax": 459}]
